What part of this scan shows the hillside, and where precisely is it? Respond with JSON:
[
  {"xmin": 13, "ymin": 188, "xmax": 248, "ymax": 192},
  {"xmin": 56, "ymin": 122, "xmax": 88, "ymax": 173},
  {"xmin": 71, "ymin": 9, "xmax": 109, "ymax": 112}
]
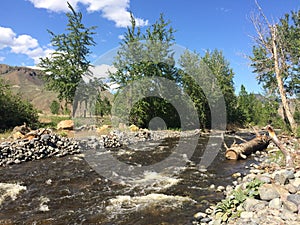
[
  {"xmin": 0, "ymin": 64, "xmax": 58, "ymax": 114},
  {"xmin": 0, "ymin": 64, "xmax": 113, "ymax": 115}
]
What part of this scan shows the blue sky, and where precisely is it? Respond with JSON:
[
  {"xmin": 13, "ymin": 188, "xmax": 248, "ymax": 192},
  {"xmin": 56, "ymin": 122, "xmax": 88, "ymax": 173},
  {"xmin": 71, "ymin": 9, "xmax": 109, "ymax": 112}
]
[{"xmin": 0, "ymin": 0, "xmax": 299, "ymax": 94}]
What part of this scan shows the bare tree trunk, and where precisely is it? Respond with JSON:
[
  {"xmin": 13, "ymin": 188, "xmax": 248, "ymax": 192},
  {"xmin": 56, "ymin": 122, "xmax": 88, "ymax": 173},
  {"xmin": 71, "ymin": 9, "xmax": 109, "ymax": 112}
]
[
  {"xmin": 265, "ymin": 125, "xmax": 294, "ymax": 168},
  {"xmin": 271, "ymin": 27, "xmax": 297, "ymax": 133}
]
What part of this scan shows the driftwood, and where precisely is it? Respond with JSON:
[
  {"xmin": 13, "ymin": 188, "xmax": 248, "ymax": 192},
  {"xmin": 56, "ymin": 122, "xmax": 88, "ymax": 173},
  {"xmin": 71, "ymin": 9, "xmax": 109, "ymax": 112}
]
[
  {"xmin": 265, "ymin": 125, "xmax": 294, "ymax": 168},
  {"xmin": 225, "ymin": 130, "xmax": 270, "ymax": 160}
]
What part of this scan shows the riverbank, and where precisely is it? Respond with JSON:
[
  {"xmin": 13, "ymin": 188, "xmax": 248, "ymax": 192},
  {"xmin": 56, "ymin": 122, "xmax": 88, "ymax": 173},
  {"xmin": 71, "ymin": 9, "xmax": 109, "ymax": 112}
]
[
  {"xmin": 0, "ymin": 127, "xmax": 203, "ymax": 167},
  {"xmin": 192, "ymin": 136, "xmax": 300, "ymax": 225}
]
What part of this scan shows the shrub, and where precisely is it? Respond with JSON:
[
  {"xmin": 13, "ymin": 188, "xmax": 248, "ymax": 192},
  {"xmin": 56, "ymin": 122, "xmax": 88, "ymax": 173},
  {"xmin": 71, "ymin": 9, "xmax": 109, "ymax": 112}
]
[
  {"xmin": 50, "ymin": 100, "xmax": 60, "ymax": 114},
  {"xmin": 0, "ymin": 78, "xmax": 39, "ymax": 132}
]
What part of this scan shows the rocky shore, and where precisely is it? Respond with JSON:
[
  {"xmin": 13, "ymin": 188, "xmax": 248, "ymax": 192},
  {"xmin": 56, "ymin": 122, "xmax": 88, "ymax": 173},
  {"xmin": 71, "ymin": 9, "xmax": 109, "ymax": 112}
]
[
  {"xmin": 0, "ymin": 128, "xmax": 81, "ymax": 166},
  {"xmin": 192, "ymin": 139, "xmax": 300, "ymax": 225},
  {"xmin": 0, "ymin": 127, "xmax": 201, "ymax": 167}
]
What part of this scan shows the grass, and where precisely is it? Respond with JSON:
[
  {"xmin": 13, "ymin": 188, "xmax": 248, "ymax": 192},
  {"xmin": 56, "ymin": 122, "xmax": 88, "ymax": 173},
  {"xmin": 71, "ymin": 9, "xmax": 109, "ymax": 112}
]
[
  {"xmin": 0, "ymin": 130, "xmax": 12, "ymax": 140},
  {"xmin": 38, "ymin": 114, "xmax": 71, "ymax": 128}
]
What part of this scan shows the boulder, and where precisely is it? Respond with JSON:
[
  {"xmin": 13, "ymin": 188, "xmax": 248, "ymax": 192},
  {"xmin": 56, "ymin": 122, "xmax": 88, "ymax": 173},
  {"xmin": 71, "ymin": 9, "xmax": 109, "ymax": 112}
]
[
  {"xmin": 96, "ymin": 125, "xmax": 111, "ymax": 135},
  {"xmin": 129, "ymin": 124, "xmax": 139, "ymax": 132},
  {"xmin": 57, "ymin": 120, "xmax": 74, "ymax": 130}
]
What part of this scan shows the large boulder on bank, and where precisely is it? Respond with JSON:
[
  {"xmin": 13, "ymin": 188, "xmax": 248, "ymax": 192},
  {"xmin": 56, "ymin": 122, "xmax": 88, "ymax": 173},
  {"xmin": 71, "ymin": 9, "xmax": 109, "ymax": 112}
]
[{"xmin": 57, "ymin": 120, "xmax": 74, "ymax": 130}]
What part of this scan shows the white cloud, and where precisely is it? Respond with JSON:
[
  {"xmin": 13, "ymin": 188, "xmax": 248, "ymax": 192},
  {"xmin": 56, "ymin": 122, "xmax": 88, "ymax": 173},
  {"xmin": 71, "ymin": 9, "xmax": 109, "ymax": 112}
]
[
  {"xmin": 0, "ymin": 56, "xmax": 5, "ymax": 62},
  {"xmin": 28, "ymin": 0, "xmax": 148, "ymax": 28},
  {"xmin": 87, "ymin": 64, "xmax": 119, "ymax": 92},
  {"xmin": 118, "ymin": 34, "xmax": 125, "ymax": 40},
  {"xmin": 0, "ymin": 26, "xmax": 52, "ymax": 64},
  {"xmin": 89, "ymin": 64, "xmax": 117, "ymax": 79},
  {"xmin": 0, "ymin": 27, "xmax": 16, "ymax": 49}
]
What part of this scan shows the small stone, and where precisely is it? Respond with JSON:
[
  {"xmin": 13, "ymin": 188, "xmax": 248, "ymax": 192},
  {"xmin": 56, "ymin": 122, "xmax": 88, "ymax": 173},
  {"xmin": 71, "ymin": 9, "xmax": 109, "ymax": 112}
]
[
  {"xmin": 273, "ymin": 169, "xmax": 295, "ymax": 185},
  {"xmin": 286, "ymin": 183, "xmax": 298, "ymax": 194},
  {"xmin": 240, "ymin": 211, "xmax": 254, "ymax": 219},
  {"xmin": 280, "ymin": 209, "xmax": 298, "ymax": 221},
  {"xmin": 57, "ymin": 120, "xmax": 74, "ymax": 130},
  {"xmin": 243, "ymin": 198, "xmax": 267, "ymax": 211},
  {"xmin": 283, "ymin": 199, "xmax": 298, "ymax": 213},
  {"xmin": 290, "ymin": 178, "xmax": 300, "ymax": 189},
  {"xmin": 194, "ymin": 212, "xmax": 207, "ymax": 220},
  {"xmin": 269, "ymin": 198, "xmax": 282, "ymax": 209},
  {"xmin": 258, "ymin": 184, "xmax": 280, "ymax": 200},
  {"xmin": 6, "ymin": 160, "xmax": 14, "ymax": 165},
  {"xmin": 45, "ymin": 179, "xmax": 52, "ymax": 185},
  {"xmin": 287, "ymin": 194, "xmax": 300, "ymax": 206},
  {"xmin": 200, "ymin": 217, "xmax": 211, "ymax": 223},
  {"xmin": 294, "ymin": 171, "xmax": 300, "ymax": 178},
  {"xmin": 14, "ymin": 159, "xmax": 21, "ymax": 164},
  {"xmin": 232, "ymin": 172, "xmax": 241, "ymax": 178},
  {"xmin": 256, "ymin": 174, "xmax": 271, "ymax": 184},
  {"xmin": 216, "ymin": 186, "xmax": 225, "ymax": 192}
]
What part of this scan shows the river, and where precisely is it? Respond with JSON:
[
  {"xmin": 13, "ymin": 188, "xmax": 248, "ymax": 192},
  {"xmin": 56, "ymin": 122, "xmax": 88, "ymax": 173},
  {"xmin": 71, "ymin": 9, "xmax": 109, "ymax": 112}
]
[{"xmin": 0, "ymin": 133, "xmax": 258, "ymax": 224}]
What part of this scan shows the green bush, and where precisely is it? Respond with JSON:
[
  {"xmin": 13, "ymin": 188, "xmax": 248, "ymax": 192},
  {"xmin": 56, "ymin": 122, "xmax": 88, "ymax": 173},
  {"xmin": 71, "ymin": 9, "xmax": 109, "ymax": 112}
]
[
  {"xmin": 215, "ymin": 178, "xmax": 264, "ymax": 222},
  {"xmin": 0, "ymin": 78, "xmax": 39, "ymax": 132},
  {"xmin": 50, "ymin": 100, "xmax": 60, "ymax": 114}
]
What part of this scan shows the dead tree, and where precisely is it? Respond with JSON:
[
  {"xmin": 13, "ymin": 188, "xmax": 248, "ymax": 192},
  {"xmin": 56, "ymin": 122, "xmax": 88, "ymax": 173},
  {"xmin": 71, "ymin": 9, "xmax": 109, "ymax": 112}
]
[
  {"xmin": 225, "ymin": 134, "xmax": 270, "ymax": 160},
  {"xmin": 265, "ymin": 125, "xmax": 294, "ymax": 168},
  {"xmin": 250, "ymin": 0, "xmax": 297, "ymax": 133}
]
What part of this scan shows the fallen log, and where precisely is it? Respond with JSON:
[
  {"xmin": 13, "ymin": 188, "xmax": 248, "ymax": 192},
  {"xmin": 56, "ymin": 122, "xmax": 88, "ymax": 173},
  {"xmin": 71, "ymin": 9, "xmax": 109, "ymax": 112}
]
[{"xmin": 225, "ymin": 134, "xmax": 270, "ymax": 160}]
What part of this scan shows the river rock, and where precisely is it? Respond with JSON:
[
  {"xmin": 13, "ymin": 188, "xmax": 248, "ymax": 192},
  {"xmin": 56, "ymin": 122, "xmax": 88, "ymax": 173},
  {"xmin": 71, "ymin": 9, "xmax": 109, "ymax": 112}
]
[
  {"xmin": 0, "ymin": 128, "xmax": 80, "ymax": 166},
  {"xmin": 273, "ymin": 169, "xmax": 295, "ymax": 185},
  {"xmin": 282, "ymin": 199, "xmax": 298, "ymax": 213},
  {"xmin": 243, "ymin": 198, "xmax": 267, "ymax": 211},
  {"xmin": 269, "ymin": 197, "xmax": 282, "ymax": 209},
  {"xmin": 194, "ymin": 212, "xmax": 207, "ymax": 220},
  {"xmin": 287, "ymin": 194, "xmax": 300, "ymax": 206},
  {"xmin": 129, "ymin": 124, "xmax": 139, "ymax": 132},
  {"xmin": 258, "ymin": 184, "xmax": 280, "ymax": 200},
  {"xmin": 57, "ymin": 120, "xmax": 74, "ymax": 130},
  {"xmin": 240, "ymin": 211, "xmax": 253, "ymax": 219}
]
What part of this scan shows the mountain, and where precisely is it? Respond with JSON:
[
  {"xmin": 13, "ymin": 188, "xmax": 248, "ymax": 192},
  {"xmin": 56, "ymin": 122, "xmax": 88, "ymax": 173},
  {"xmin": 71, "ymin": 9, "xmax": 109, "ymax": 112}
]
[
  {"xmin": 0, "ymin": 64, "xmax": 114, "ymax": 115},
  {"xmin": 0, "ymin": 64, "xmax": 60, "ymax": 114}
]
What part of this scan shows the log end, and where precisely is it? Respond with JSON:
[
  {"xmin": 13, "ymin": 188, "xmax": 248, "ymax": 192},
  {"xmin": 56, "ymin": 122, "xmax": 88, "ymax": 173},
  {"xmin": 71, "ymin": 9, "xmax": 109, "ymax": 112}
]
[{"xmin": 225, "ymin": 149, "xmax": 238, "ymax": 160}]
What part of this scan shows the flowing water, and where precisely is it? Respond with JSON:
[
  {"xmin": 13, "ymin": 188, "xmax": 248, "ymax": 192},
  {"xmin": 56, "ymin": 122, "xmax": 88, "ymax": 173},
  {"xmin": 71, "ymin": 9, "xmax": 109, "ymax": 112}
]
[{"xmin": 0, "ymin": 133, "xmax": 257, "ymax": 225}]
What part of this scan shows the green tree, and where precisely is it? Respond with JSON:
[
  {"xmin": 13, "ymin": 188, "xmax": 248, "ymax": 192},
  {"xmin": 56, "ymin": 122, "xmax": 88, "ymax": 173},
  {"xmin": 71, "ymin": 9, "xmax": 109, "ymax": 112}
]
[
  {"xmin": 237, "ymin": 85, "xmax": 279, "ymax": 126},
  {"xmin": 110, "ymin": 13, "xmax": 183, "ymax": 128},
  {"xmin": 250, "ymin": 2, "xmax": 299, "ymax": 132},
  {"xmin": 202, "ymin": 50, "xmax": 238, "ymax": 125},
  {"xmin": 95, "ymin": 96, "xmax": 111, "ymax": 117},
  {"xmin": 50, "ymin": 100, "xmax": 60, "ymax": 114},
  {"xmin": 179, "ymin": 51, "xmax": 208, "ymax": 128},
  {"xmin": 0, "ymin": 78, "xmax": 39, "ymax": 131},
  {"xmin": 179, "ymin": 49, "xmax": 237, "ymax": 128},
  {"xmin": 39, "ymin": 2, "xmax": 96, "ymax": 111}
]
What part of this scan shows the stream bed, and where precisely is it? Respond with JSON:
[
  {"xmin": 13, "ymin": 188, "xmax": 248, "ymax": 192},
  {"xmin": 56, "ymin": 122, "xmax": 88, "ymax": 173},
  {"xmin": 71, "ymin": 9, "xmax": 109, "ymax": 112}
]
[{"xmin": 0, "ymin": 133, "xmax": 258, "ymax": 225}]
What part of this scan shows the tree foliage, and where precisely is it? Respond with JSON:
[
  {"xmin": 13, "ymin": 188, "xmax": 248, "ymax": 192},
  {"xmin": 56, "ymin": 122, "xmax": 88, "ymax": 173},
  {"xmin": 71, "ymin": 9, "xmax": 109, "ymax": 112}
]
[
  {"xmin": 179, "ymin": 49, "xmax": 238, "ymax": 128},
  {"xmin": 237, "ymin": 85, "xmax": 280, "ymax": 126},
  {"xmin": 0, "ymin": 78, "xmax": 39, "ymax": 131},
  {"xmin": 110, "ymin": 13, "xmax": 182, "ymax": 128},
  {"xmin": 50, "ymin": 100, "xmax": 60, "ymax": 115},
  {"xmin": 39, "ymin": 2, "xmax": 96, "ymax": 107},
  {"xmin": 251, "ymin": 10, "xmax": 300, "ymax": 96}
]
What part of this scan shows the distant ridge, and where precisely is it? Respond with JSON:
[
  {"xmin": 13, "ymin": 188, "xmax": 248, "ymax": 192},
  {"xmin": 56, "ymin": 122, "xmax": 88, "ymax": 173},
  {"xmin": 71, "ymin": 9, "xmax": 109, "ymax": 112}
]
[
  {"xmin": 0, "ymin": 64, "xmax": 113, "ymax": 115},
  {"xmin": 0, "ymin": 64, "xmax": 58, "ymax": 114}
]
